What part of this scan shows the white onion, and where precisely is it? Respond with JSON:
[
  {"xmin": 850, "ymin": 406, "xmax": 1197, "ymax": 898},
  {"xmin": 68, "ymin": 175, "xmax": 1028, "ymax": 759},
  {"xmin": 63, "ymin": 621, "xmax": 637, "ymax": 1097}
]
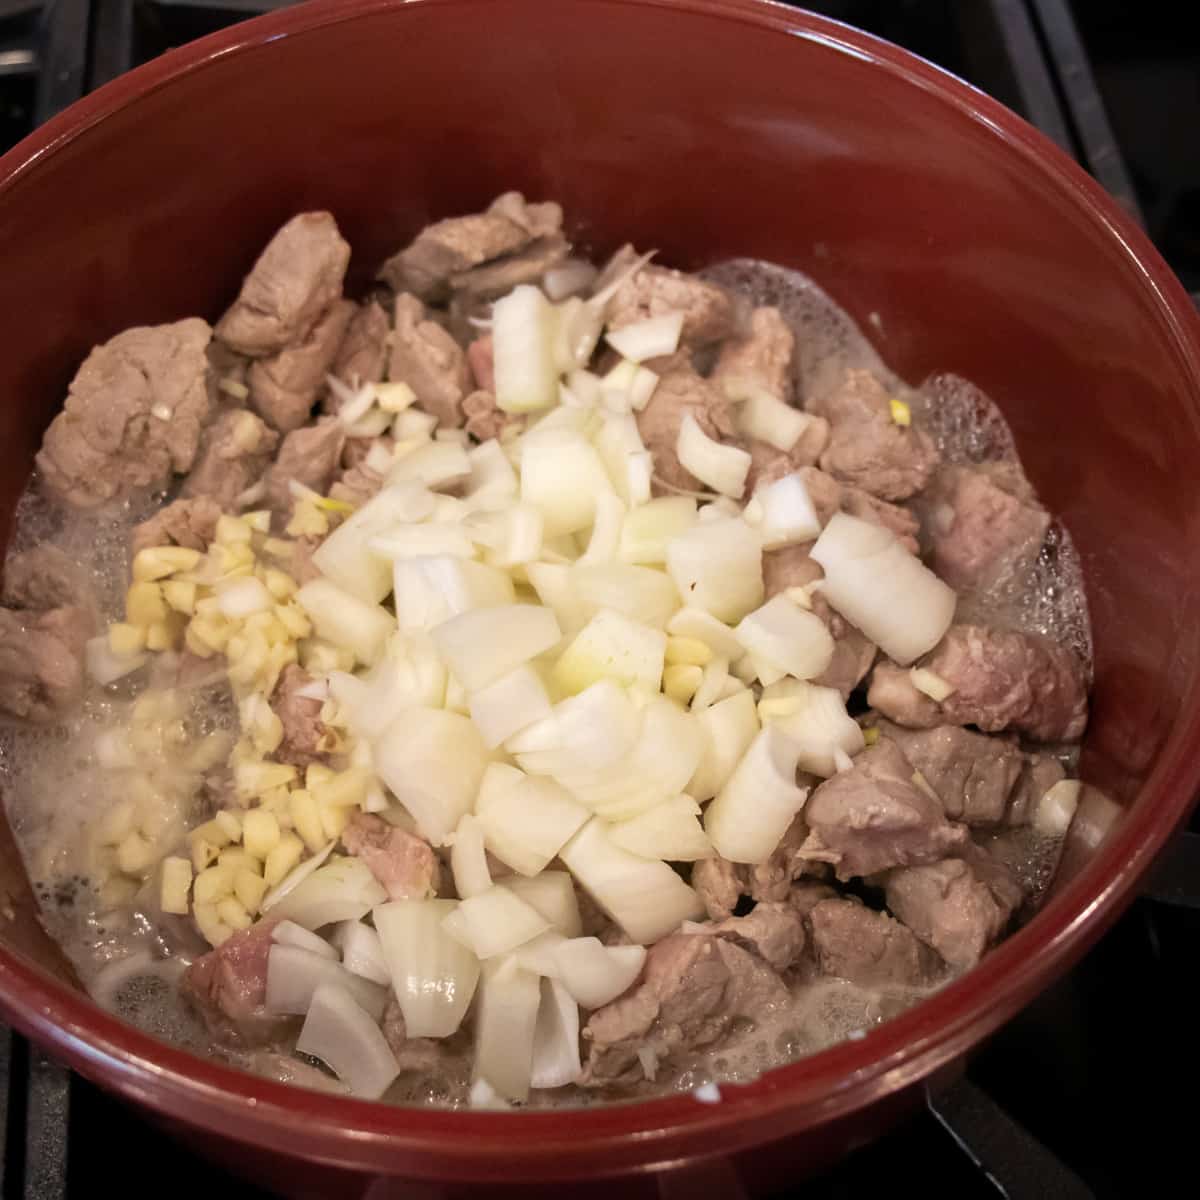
[
  {"xmin": 329, "ymin": 378, "xmax": 377, "ymax": 424},
  {"xmin": 618, "ymin": 497, "xmax": 697, "ymax": 564},
  {"xmin": 578, "ymin": 491, "xmax": 626, "ymax": 565},
  {"xmin": 572, "ymin": 562, "xmax": 680, "ymax": 630},
  {"xmin": 493, "ymin": 285, "xmax": 560, "ymax": 413},
  {"xmin": 392, "ymin": 408, "xmax": 438, "ymax": 441},
  {"xmin": 735, "ymin": 595, "xmax": 834, "ymax": 681},
  {"xmin": 605, "ymin": 312, "xmax": 684, "ymax": 362},
  {"xmin": 386, "ymin": 441, "xmax": 473, "ymax": 490},
  {"xmin": 810, "ymin": 513, "xmax": 956, "ymax": 666},
  {"xmin": 520, "ymin": 428, "xmax": 615, "ymax": 536},
  {"xmin": 430, "ymin": 604, "xmax": 561, "ymax": 691},
  {"xmin": 329, "ymin": 639, "xmax": 448, "ymax": 739},
  {"xmin": 271, "ymin": 920, "xmax": 339, "ymax": 961},
  {"xmin": 467, "ymin": 663, "xmax": 552, "ymax": 748},
  {"xmin": 704, "ymin": 725, "xmax": 809, "ymax": 864},
  {"xmin": 476, "ymin": 774, "xmax": 590, "ymax": 877},
  {"xmin": 1035, "ymin": 779, "xmax": 1082, "ymax": 838},
  {"xmin": 330, "ymin": 921, "xmax": 391, "ymax": 985},
  {"xmin": 441, "ymin": 886, "xmax": 550, "ymax": 958},
  {"xmin": 553, "ymin": 295, "xmax": 606, "ymax": 373},
  {"xmin": 392, "ymin": 556, "xmax": 515, "ymax": 634},
  {"xmin": 374, "ymin": 898, "xmax": 481, "ymax": 1038},
  {"xmin": 758, "ymin": 678, "xmax": 865, "ymax": 777},
  {"xmin": 86, "ymin": 637, "xmax": 146, "ymax": 686},
  {"xmin": 558, "ymin": 818, "xmax": 704, "ymax": 944},
  {"xmin": 259, "ymin": 841, "xmax": 336, "ymax": 913},
  {"xmin": 365, "ymin": 440, "xmax": 397, "ymax": 474},
  {"xmin": 296, "ymin": 579, "xmax": 395, "ymax": 665},
  {"xmin": 553, "ymin": 608, "xmax": 666, "ymax": 696},
  {"xmin": 265, "ymin": 944, "xmax": 387, "ymax": 1020},
  {"xmin": 473, "ymin": 956, "xmax": 541, "ymax": 1102},
  {"xmin": 666, "ymin": 517, "xmax": 763, "ymax": 623},
  {"xmin": 216, "ymin": 576, "xmax": 273, "ymax": 618},
  {"xmin": 687, "ymin": 689, "xmax": 760, "ymax": 801},
  {"xmin": 562, "ymin": 369, "xmax": 602, "ymax": 408},
  {"xmin": 749, "ymin": 472, "xmax": 822, "ymax": 548},
  {"xmin": 510, "ymin": 929, "xmax": 567, "ymax": 978},
  {"xmin": 551, "ymin": 938, "xmax": 646, "ymax": 1009},
  {"xmin": 731, "ymin": 382, "xmax": 816, "ymax": 451},
  {"xmin": 666, "ymin": 607, "xmax": 745, "ymax": 660},
  {"xmin": 689, "ymin": 654, "xmax": 732, "ymax": 712},
  {"xmin": 746, "ymin": 652, "xmax": 787, "ymax": 687},
  {"xmin": 265, "ymin": 857, "xmax": 387, "ymax": 929},
  {"xmin": 344, "ymin": 408, "xmax": 393, "ymax": 440},
  {"xmin": 608, "ymin": 795, "xmax": 713, "ymax": 862},
  {"xmin": 449, "ymin": 813, "xmax": 493, "ymax": 900},
  {"xmin": 543, "ymin": 259, "xmax": 598, "ymax": 302},
  {"xmin": 530, "ymin": 978, "xmax": 582, "ymax": 1089},
  {"xmin": 478, "ymin": 504, "xmax": 545, "ymax": 569},
  {"xmin": 466, "ymin": 439, "xmax": 518, "ymax": 500},
  {"xmin": 676, "ymin": 413, "xmax": 752, "ymax": 498},
  {"xmin": 501, "ymin": 871, "xmax": 583, "ymax": 938},
  {"xmin": 295, "ymin": 982, "xmax": 399, "ymax": 1100},
  {"xmin": 508, "ymin": 680, "xmax": 641, "ymax": 776},
  {"xmin": 525, "ymin": 562, "xmax": 589, "ymax": 634},
  {"xmin": 368, "ymin": 523, "xmax": 477, "ymax": 560}
]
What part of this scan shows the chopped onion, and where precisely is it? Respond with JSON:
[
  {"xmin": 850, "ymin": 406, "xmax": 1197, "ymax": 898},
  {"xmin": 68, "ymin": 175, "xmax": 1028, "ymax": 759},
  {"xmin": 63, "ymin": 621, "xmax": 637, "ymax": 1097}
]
[
  {"xmin": 749, "ymin": 472, "xmax": 822, "ymax": 549},
  {"xmin": 493, "ymin": 285, "xmax": 559, "ymax": 413},
  {"xmin": 690, "ymin": 655, "xmax": 732, "ymax": 712},
  {"xmin": 1035, "ymin": 779, "xmax": 1082, "ymax": 838},
  {"xmin": 501, "ymin": 871, "xmax": 583, "ymax": 937},
  {"xmin": 295, "ymin": 982, "xmax": 399, "ymax": 1100},
  {"xmin": 758, "ymin": 678, "xmax": 864, "ymax": 777},
  {"xmin": 393, "ymin": 408, "xmax": 438, "ymax": 441},
  {"xmin": 618, "ymin": 496, "xmax": 697, "ymax": 564},
  {"xmin": 368, "ymin": 523, "xmax": 477, "ymax": 560},
  {"xmin": 296, "ymin": 579, "xmax": 396, "ymax": 665},
  {"xmin": 86, "ymin": 636, "xmax": 146, "ymax": 685},
  {"xmin": 666, "ymin": 606, "xmax": 745, "ymax": 660},
  {"xmin": 344, "ymin": 408, "xmax": 393, "ymax": 440},
  {"xmin": 553, "ymin": 609, "xmax": 666, "ymax": 696},
  {"xmin": 327, "ymin": 377, "xmax": 376, "ymax": 422},
  {"xmin": 392, "ymin": 556, "xmax": 515, "ymax": 634},
  {"xmin": 260, "ymin": 841, "xmax": 336, "ymax": 913},
  {"xmin": 558, "ymin": 818, "xmax": 704, "ymax": 944},
  {"xmin": 442, "ymin": 886, "xmax": 550, "ymax": 958},
  {"xmin": 216, "ymin": 576, "xmax": 273, "ymax": 618},
  {"xmin": 374, "ymin": 898, "xmax": 481, "ymax": 1038},
  {"xmin": 265, "ymin": 944, "xmax": 387, "ymax": 1020},
  {"xmin": 553, "ymin": 295, "xmax": 606, "ymax": 373},
  {"xmin": 687, "ymin": 689, "xmax": 760, "ymax": 801},
  {"xmin": 387, "ymin": 440, "xmax": 473, "ymax": 491},
  {"xmin": 468, "ymin": 663, "xmax": 552, "ymax": 749},
  {"xmin": 476, "ymin": 772, "xmax": 590, "ymax": 876},
  {"xmin": 265, "ymin": 857, "xmax": 387, "ymax": 928},
  {"xmin": 520, "ymin": 428, "xmax": 615, "ymax": 536},
  {"xmin": 735, "ymin": 595, "xmax": 834, "ymax": 681},
  {"xmin": 746, "ymin": 651, "xmax": 787, "ymax": 687},
  {"xmin": 551, "ymin": 938, "xmax": 646, "ymax": 1008},
  {"xmin": 331, "ymin": 920, "xmax": 391, "ymax": 985},
  {"xmin": 810, "ymin": 513, "xmax": 955, "ymax": 665},
  {"xmin": 473, "ymin": 956, "xmax": 541, "ymax": 1102},
  {"xmin": 373, "ymin": 708, "xmax": 488, "ymax": 845},
  {"xmin": 605, "ymin": 312, "xmax": 684, "ymax": 362},
  {"xmin": 466, "ymin": 439, "xmax": 518, "ymax": 500},
  {"xmin": 572, "ymin": 562, "xmax": 680, "ymax": 630},
  {"xmin": 579, "ymin": 491, "xmax": 626, "ymax": 565},
  {"xmin": 271, "ymin": 920, "xmax": 339, "ymax": 961},
  {"xmin": 526, "ymin": 562, "xmax": 589, "ymax": 634},
  {"xmin": 704, "ymin": 726, "xmax": 809, "ymax": 864},
  {"xmin": 608, "ymin": 795, "xmax": 713, "ymax": 861},
  {"xmin": 329, "ymin": 638, "xmax": 448, "ymax": 739},
  {"xmin": 471, "ymin": 503, "xmax": 545, "ymax": 569},
  {"xmin": 729, "ymin": 380, "xmax": 816, "ymax": 451},
  {"xmin": 676, "ymin": 413, "xmax": 752, "ymax": 498},
  {"xmin": 544, "ymin": 259, "xmax": 598, "ymax": 302},
  {"xmin": 449, "ymin": 813, "xmax": 493, "ymax": 900},
  {"xmin": 511, "ymin": 929, "xmax": 568, "ymax": 977},
  {"xmin": 666, "ymin": 518, "xmax": 763, "ymax": 623},
  {"xmin": 530, "ymin": 977, "xmax": 581, "ymax": 1088},
  {"xmin": 430, "ymin": 604, "xmax": 561, "ymax": 691}
]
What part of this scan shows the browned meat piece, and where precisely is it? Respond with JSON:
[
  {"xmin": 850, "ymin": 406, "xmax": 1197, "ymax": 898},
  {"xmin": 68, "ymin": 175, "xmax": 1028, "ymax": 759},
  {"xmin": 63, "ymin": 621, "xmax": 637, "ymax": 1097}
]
[
  {"xmin": 807, "ymin": 898, "xmax": 939, "ymax": 987},
  {"xmin": 711, "ymin": 306, "xmax": 794, "ymax": 399},
  {"xmin": 216, "ymin": 213, "xmax": 351, "ymax": 357},
  {"xmin": 709, "ymin": 901, "xmax": 807, "ymax": 971},
  {"xmin": 248, "ymin": 298, "xmax": 355, "ymax": 433},
  {"xmin": 810, "ymin": 370, "xmax": 938, "ymax": 501},
  {"xmin": 37, "ymin": 319, "xmax": 214, "ymax": 509},
  {"xmin": 341, "ymin": 812, "xmax": 439, "ymax": 901},
  {"xmin": 607, "ymin": 265, "xmax": 736, "ymax": 347},
  {"xmin": 883, "ymin": 852, "xmax": 1022, "ymax": 969},
  {"xmin": 467, "ymin": 335, "xmax": 495, "ymax": 393},
  {"xmin": 270, "ymin": 665, "xmax": 328, "ymax": 767},
  {"xmin": 131, "ymin": 496, "xmax": 222, "ymax": 555},
  {"xmin": 180, "ymin": 916, "xmax": 287, "ymax": 1046},
  {"xmin": 636, "ymin": 364, "xmax": 739, "ymax": 492},
  {"xmin": 289, "ymin": 535, "xmax": 323, "ymax": 584},
  {"xmin": 208, "ymin": 340, "xmax": 250, "ymax": 406},
  {"xmin": 329, "ymin": 463, "xmax": 385, "ymax": 508},
  {"xmin": 2, "ymin": 546, "xmax": 90, "ymax": 613},
  {"xmin": 182, "ymin": 409, "xmax": 280, "ymax": 510},
  {"xmin": 840, "ymin": 487, "xmax": 920, "ymax": 552},
  {"xmin": 871, "ymin": 720, "xmax": 1026, "ymax": 828},
  {"xmin": 692, "ymin": 818, "xmax": 811, "ymax": 919},
  {"xmin": 744, "ymin": 421, "xmax": 831, "ymax": 493},
  {"xmin": 761, "ymin": 541, "xmax": 821, "ymax": 600},
  {"xmin": 389, "ymin": 294, "xmax": 470, "ymax": 429},
  {"xmin": 868, "ymin": 625, "xmax": 1089, "ymax": 742},
  {"xmin": 926, "ymin": 464, "xmax": 1049, "ymax": 591},
  {"xmin": 801, "ymin": 739, "xmax": 970, "ymax": 880},
  {"xmin": 378, "ymin": 193, "xmax": 562, "ymax": 300},
  {"xmin": 340, "ymin": 435, "xmax": 390, "ymax": 474},
  {"xmin": 0, "ymin": 605, "xmax": 92, "ymax": 722},
  {"xmin": 264, "ymin": 419, "xmax": 346, "ymax": 520},
  {"xmin": 581, "ymin": 933, "xmax": 787, "ymax": 1087},
  {"xmin": 787, "ymin": 880, "xmax": 838, "ymax": 919},
  {"xmin": 462, "ymin": 390, "xmax": 517, "ymax": 443},
  {"xmin": 330, "ymin": 300, "xmax": 389, "ymax": 393},
  {"xmin": 450, "ymin": 235, "xmax": 570, "ymax": 299},
  {"xmin": 691, "ymin": 855, "xmax": 742, "ymax": 920}
]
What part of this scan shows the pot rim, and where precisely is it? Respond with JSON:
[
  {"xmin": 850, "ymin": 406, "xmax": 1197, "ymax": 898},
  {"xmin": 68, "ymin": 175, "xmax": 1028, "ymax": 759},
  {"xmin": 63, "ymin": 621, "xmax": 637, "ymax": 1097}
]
[{"xmin": 2, "ymin": 0, "xmax": 1199, "ymax": 1181}]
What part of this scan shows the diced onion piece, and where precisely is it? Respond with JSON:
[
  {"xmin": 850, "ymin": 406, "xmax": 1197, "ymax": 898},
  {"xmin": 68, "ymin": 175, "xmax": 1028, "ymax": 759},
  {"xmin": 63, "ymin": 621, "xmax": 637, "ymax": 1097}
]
[
  {"xmin": 374, "ymin": 898, "xmax": 480, "ymax": 1038},
  {"xmin": 330, "ymin": 379, "xmax": 376, "ymax": 424},
  {"xmin": 329, "ymin": 637, "xmax": 448, "ymax": 739},
  {"xmin": 393, "ymin": 408, "xmax": 438, "ymax": 441},
  {"xmin": 605, "ymin": 312, "xmax": 684, "ymax": 362},
  {"xmin": 271, "ymin": 919, "xmax": 338, "ymax": 960},
  {"xmin": 531, "ymin": 977, "xmax": 581, "ymax": 1089},
  {"xmin": 387, "ymin": 441, "xmax": 473, "ymax": 491},
  {"xmin": 758, "ymin": 678, "xmax": 864, "ymax": 777},
  {"xmin": 296, "ymin": 579, "xmax": 395, "ymax": 666},
  {"xmin": 449, "ymin": 813, "xmax": 492, "ymax": 900},
  {"xmin": 553, "ymin": 295, "xmax": 606, "ymax": 374},
  {"xmin": 690, "ymin": 654, "xmax": 732, "ymax": 712},
  {"xmin": 595, "ymin": 412, "xmax": 653, "ymax": 506},
  {"xmin": 86, "ymin": 636, "xmax": 146, "ymax": 685},
  {"xmin": 312, "ymin": 483, "xmax": 435, "ymax": 603},
  {"xmin": 216, "ymin": 576, "xmax": 273, "ymax": 618},
  {"xmin": 468, "ymin": 664, "xmax": 552, "ymax": 749},
  {"xmin": 520, "ymin": 428, "xmax": 615, "ymax": 536},
  {"xmin": 551, "ymin": 938, "xmax": 646, "ymax": 1008},
  {"xmin": 704, "ymin": 726, "xmax": 809, "ymax": 864},
  {"xmin": 392, "ymin": 556, "xmax": 515, "ymax": 634},
  {"xmin": 731, "ymin": 382, "xmax": 815, "ymax": 451},
  {"xmin": 553, "ymin": 609, "xmax": 666, "ymax": 696},
  {"xmin": 368, "ymin": 524, "xmax": 477, "ymax": 560},
  {"xmin": 259, "ymin": 841, "xmax": 335, "ymax": 912},
  {"xmin": 373, "ymin": 708, "xmax": 488, "ymax": 845},
  {"xmin": 501, "ymin": 871, "xmax": 583, "ymax": 938},
  {"xmin": 608, "ymin": 795, "xmax": 713, "ymax": 862},
  {"xmin": 579, "ymin": 492, "xmax": 626, "ymax": 565},
  {"xmin": 507, "ymin": 679, "xmax": 641, "ymax": 775},
  {"xmin": 430, "ymin": 604, "xmax": 560, "ymax": 691},
  {"xmin": 296, "ymin": 982, "xmax": 399, "ymax": 1100},
  {"xmin": 559, "ymin": 818, "xmax": 704, "ymax": 944},
  {"xmin": 526, "ymin": 562, "xmax": 589, "ymax": 635},
  {"xmin": 666, "ymin": 518, "xmax": 763, "ymax": 623},
  {"xmin": 442, "ymin": 886, "xmax": 549, "ymax": 958},
  {"xmin": 666, "ymin": 606, "xmax": 745, "ymax": 660},
  {"xmin": 676, "ymin": 413, "xmax": 752, "ymax": 498},
  {"xmin": 688, "ymin": 689, "xmax": 760, "ymax": 801},
  {"xmin": 476, "ymin": 774, "xmax": 590, "ymax": 877},
  {"xmin": 265, "ymin": 857, "xmax": 387, "ymax": 928},
  {"xmin": 810, "ymin": 513, "xmax": 955, "ymax": 665},
  {"xmin": 509, "ymin": 929, "xmax": 567, "ymax": 977},
  {"xmin": 1035, "ymin": 779, "xmax": 1082, "ymax": 838},
  {"xmin": 492, "ymin": 285, "xmax": 559, "ymax": 413},
  {"xmin": 331, "ymin": 920, "xmax": 391, "ymax": 985},
  {"xmin": 465, "ymin": 504, "xmax": 545, "ymax": 569},
  {"xmin": 544, "ymin": 259, "xmax": 598, "ymax": 302},
  {"xmin": 265, "ymin": 944, "xmax": 386, "ymax": 1020},
  {"xmin": 750, "ymin": 472, "xmax": 822, "ymax": 549},
  {"xmin": 735, "ymin": 595, "xmax": 834, "ymax": 681},
  {"xmin": 618, "ymin": 497, "xmax": 697, "ymax": 564},
  {"xmin": 572, "ymin": 563, "xmax": 680, "ymax": 631},
  {"xmin": 910, "ymin": 667, "xmax": 956, "ymax": 702},
  {"xmin": 466, "ymin": 439, "xmax": 518, "ymax": 500},
  {"xmin": 473, "ymin": 956, "xmax": 541, "ymax": 1102}
]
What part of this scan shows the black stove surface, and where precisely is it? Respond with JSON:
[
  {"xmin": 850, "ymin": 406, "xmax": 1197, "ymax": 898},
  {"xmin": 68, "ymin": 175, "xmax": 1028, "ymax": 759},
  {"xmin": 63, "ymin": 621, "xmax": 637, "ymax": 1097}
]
[{"xmin": 0, "ymin": 2, "xmax": 1195, "ymax": 1197}]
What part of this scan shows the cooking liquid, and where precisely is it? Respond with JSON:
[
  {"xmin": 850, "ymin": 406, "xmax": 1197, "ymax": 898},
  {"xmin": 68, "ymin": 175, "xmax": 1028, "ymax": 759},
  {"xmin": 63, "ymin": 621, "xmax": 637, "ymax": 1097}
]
[{"xmin": 0, "ymin": 258, "xmax": 1093, "ymax": 1105}]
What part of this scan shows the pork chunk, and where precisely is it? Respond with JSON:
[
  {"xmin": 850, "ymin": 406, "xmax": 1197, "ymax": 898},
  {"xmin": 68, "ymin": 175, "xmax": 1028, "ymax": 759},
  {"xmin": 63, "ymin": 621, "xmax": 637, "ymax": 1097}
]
[
  {"xmin": 37, "ymin": 319, "xmax": 214, "ymax": 508},
  {"xmin": 710, "ymin": 306, "xmax": 794, "ymax": 399},
  {"xmin": 463, "ymin": 390, "xmax": 518, "ymax": 444},
  {"xmin": 264, "ymin": 419, "xmax": 346, "ymax": 521},
  {"xmin": 808, "ymin": 898, "xmax": 939, "ymax": 987},
  {"xmin": 131, "ymin": 496, "xmax": 222, "ymax": 556},
  {"xmin": 608, "ymin": 265, "xmax": 736, "ymax": 347},
  {"xmin": 341, "ymin": 812, "xmax": 439, "ymax": 901},
  {"xmin": 2, "ymin": 546, "xmax": 91, "ymax": 613},
  {"xmin": 709, "ymin": 902, "xmax": 807, "ymax": 972},
  {"xmin": 637, "ymin": 364, "xmax": 739, "ymax": 492},
  {"xmin": 0, "ymin": 605, "xmax": 92, "ymax": 722},
  {"xmin": 389, "ymin": 294, "xmax": 470, "ymax": 429},
  {"xmin": 182, "ymin": 408, "xmax": 280, "ymax": 509},
  {"xmin": 330, "ymin": 300, "xmax": 390, "ymax": 393},
  {"xmin": 692, "ymin": 817, "xmax": 810, "ymax": 918},
  {"xmin": 270, "ymin": 665, "xmax": 328, "ymax": 767}
]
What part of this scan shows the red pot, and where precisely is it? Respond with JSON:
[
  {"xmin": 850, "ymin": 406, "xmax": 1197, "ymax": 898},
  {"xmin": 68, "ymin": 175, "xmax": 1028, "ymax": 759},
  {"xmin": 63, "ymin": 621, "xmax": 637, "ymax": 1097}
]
[{"xmin": 2, "ymin": 1, "xmax": 1198, "ymax": 1195}]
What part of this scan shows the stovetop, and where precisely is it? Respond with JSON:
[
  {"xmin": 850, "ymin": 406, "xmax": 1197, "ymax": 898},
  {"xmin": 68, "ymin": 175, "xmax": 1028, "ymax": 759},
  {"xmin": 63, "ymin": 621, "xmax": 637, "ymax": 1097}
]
[{"xmin": 1, "ymin": 2, "xmax": 1196, "ymax": 1197}]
